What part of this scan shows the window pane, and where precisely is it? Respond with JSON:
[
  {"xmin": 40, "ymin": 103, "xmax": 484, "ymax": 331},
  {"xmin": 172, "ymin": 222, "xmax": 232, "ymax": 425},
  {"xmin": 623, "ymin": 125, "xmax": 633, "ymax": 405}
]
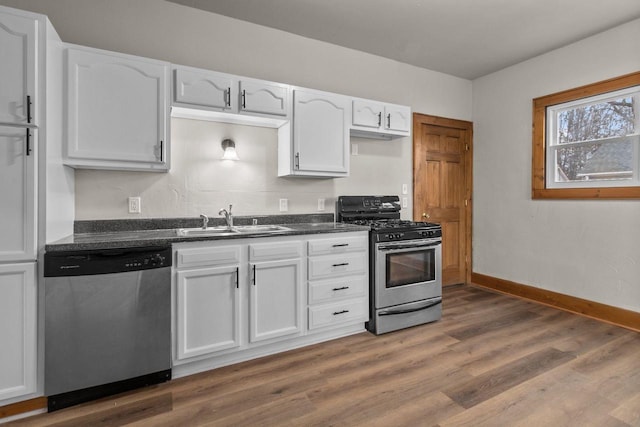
[
  {"xmin": 557, "ymin": 96, "xmax": 635, "ymax": 144},
  {"xmin": 554, "ymin": 136, "xmax": 636, "ymax": 182}
]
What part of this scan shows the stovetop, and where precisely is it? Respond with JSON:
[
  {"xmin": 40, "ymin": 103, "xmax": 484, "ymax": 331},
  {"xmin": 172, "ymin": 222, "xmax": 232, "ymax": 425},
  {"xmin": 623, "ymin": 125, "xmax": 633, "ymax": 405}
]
[{"xmin": 337, "ymin": 196, "xmax": 442, "ymax": 242}]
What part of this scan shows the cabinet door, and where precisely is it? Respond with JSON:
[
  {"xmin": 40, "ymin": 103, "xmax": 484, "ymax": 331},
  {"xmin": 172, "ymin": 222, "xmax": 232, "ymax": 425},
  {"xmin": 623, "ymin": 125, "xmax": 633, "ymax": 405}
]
[
  {"xmin": 0, "ymin": 126, "xmax": 36, "ymax": 262},
  {"xmin": 250, "ymin": 258, "xmax": 302, "ymax": 343},
  {"xmin": 176, "ymin": 266, "xmax": 241, "ymax": 360},
  {"xmin": 293, "ymin": 89, "xmax": 349, "ymax": 176},
  {"xmin": 0, "ymin": 263, "xmax": 36, "ymax": 401},
  {"xmin": 66, "ymin": 47, "xmax": 169, "ymax": 169},
  {"xmin": 384, "ymin": 104, "xmax": 411, "ymax": 133},
  {"xmin": 240, "ymin": 80, "xmax": 288, "ymax": 117},
  {"xmin": 0, "ymin": 11, "xmax": 36, "ymax": 126},
  {"xmin": 352, "ymin": 99, "xmax": 383, "ymax": 129},
  {"xmin": 174, "ymin": 68, "xmax": 234, "ymax": 112}
]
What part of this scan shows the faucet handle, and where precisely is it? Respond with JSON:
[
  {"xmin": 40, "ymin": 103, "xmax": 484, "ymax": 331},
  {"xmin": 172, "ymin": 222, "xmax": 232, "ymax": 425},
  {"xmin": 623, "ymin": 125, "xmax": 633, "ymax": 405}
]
[{"xmin": 228, "ymin": 204, "xmax": 233, "ymax": 214}]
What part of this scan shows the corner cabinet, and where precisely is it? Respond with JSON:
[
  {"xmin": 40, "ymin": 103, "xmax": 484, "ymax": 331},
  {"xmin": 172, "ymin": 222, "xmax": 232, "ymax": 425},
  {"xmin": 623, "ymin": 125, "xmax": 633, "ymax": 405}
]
[
  {"xmin": 65, "ymin": 45, "xmax": 170, "ymax": 171},
  {"xmin": 351, "ymin": 98, "xmax": 411, "ymax": 139},
  {"xmin": 278, "ymin": 88, "xmax": 350, "ymax": 177}
]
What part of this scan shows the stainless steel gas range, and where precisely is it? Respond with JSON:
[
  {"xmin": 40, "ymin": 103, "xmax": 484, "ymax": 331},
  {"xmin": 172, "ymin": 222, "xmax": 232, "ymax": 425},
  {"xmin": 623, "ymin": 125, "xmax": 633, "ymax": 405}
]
[{"xmin": 337, "ymin": 196, "xmax": 442, "ymax": 334}]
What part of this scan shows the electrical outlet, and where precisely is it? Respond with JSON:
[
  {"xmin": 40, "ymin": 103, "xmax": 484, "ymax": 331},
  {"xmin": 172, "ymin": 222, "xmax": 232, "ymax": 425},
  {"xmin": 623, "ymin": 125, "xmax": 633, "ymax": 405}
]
[
  {"xmin": 402, "ymin": 184, "xmax": 408, "ymax": 195},
  {"xmin": 128, "ymin": 197, "xmax": 141, "ymax": 214},
  {"xmin": 402, "ymin": 197, "xmax": 408, "ymax": 208},
  {"xmin": 351, "ymin": 142, "xmax": 359, "ymax": 155},
  {"xmin": 279, "ymin": 198, "xmax": 288, "ymax": 212},
  {"xmin": 318, "ymin": 198, "xmax": 325, "ymax": 211}
]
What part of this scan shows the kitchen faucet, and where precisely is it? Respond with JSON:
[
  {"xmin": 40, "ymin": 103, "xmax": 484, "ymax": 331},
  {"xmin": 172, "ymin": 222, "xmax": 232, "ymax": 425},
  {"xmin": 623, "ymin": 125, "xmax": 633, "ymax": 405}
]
[
  {"xmin": 219, "ymin": 204, "xmax": 233, "ymax": 229},
  {"xmin": 199, "ymin": 214, "xmax": 209, "ymax": 229}
]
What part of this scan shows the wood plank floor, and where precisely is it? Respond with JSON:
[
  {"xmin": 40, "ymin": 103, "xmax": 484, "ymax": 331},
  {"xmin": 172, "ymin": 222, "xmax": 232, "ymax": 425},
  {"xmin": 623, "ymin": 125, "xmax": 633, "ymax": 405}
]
[{"xmin": 9, "ymin": 284, "xmax": 640, "ymax": 426}]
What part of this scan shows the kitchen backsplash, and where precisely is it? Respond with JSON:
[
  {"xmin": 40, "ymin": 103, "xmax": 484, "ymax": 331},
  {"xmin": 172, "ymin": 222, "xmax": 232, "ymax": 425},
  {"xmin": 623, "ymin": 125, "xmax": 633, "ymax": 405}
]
[{"xmin": 74, "ymin": 117, "xmax": 413, "ymax": 220}]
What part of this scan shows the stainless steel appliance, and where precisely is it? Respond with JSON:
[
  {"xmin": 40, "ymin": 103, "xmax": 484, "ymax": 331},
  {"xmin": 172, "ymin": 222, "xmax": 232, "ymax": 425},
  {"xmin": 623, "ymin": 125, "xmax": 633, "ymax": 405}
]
[
  {"xmin": 337, "ymin": 196, "xmax": 442, "ymax": 334},
  {"xmin": 44, "ymin": 246, "xmax": 172, "ymax": 412}
]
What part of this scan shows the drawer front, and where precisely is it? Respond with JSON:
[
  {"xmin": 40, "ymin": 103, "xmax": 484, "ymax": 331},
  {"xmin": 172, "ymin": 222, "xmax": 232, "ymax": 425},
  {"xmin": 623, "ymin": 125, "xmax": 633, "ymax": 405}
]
[
  {"xmin": 249, "ymin": 241, "xmax": 302, "ymax": 262},
  {"xmin": 308, "ymin": 253, "xmax": 366, "ymax": 280},
  {"xmin": 308, "ymin": 299, "xmax": 367, "ymax": 330},
  {"xmin": 308, "ymin": 236, "xmax": 367, "ymax": 256},
  {"xmin": 176, "ymin": 245, "xmax": 241, "ymax": 269},
  {"xmin": 308, "ymin": 275, "xmax": 366, "ymax": 304}
]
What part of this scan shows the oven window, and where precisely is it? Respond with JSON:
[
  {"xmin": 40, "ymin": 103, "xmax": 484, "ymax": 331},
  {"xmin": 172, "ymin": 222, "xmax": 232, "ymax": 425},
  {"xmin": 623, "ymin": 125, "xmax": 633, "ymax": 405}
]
[{"xmin": 386, "ymin": 249, "xmax": 436, "ymax": 288}]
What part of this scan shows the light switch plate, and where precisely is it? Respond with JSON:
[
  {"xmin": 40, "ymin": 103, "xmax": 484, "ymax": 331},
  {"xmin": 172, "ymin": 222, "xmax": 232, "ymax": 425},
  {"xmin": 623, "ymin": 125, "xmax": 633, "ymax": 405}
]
[
  {"xmin": 402, "ymin": 184, "xmax": 408, "ymax": 195},
  {"xmin": 351, "ymin": 143, "xmax": 359, "ymax": 155},
  {"xmin": 317, "ymin": 198, "xmax": 325, "ymax": 211},
  {"xmin": 279, "ymin": 198, "xmax": 288, "ymax": 212},
  {"xmin": 402, "ymin": 197, "xmax": 408, "ymax": 208}
]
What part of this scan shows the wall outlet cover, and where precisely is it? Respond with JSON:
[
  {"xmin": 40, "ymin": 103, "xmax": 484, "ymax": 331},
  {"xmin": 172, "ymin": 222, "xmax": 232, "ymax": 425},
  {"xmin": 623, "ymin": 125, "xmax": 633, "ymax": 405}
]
[
  {"xmin": 318, "ymin": 198, "xmax": 325, "ymax": 211},
  {"xmin": 279, "ymin": 198, "xmax": 288, "ymax": 212},
  {"xmin": 128, "ymin": 197, "xmax": 141, "ymax": 214}
]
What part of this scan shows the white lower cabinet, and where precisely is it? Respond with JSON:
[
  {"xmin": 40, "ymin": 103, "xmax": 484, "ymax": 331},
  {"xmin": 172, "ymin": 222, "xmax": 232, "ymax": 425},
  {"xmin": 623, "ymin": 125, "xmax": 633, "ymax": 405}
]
[
  {"xmin": 172, "ymin": 231, "xmax": 368, "ymax": 375},
  {"xmin": 249, "ymin": 258, "xmax": 302, "ymax": 342},
  {"xmin": 307, "ymin": 234, "xmax": 369, "ymax": 331},
  {"xmin": 0, "ymin": 263, "xmax": 36, "ymax": 401},
  {"xmin": 176, "ymin": 265, "xmax": 241, "ymax": 360}
]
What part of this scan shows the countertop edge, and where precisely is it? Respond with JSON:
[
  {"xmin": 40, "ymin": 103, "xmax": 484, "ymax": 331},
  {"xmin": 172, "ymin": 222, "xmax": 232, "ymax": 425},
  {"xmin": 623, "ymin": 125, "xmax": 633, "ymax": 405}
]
[{"xmin": 44, "ymin": 223, "xmax": 370, "ymax": 252}]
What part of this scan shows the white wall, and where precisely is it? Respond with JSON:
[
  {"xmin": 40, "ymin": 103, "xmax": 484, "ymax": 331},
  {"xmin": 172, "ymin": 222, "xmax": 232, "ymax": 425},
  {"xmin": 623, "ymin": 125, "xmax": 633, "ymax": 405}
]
[
  {"xmin": 472, "ymin": 18, "xmax": 640, "ymax": 311},
  {"xmin": 0, "ymin": 0, "xmax": 471, "ymax": 220}
]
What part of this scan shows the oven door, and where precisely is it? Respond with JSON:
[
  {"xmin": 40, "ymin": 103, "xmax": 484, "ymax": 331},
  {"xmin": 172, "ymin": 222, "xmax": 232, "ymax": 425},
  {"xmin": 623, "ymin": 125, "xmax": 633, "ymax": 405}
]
[{"xmin": 374, "ymin": 238, "xmax": 442, "ymax": 308}]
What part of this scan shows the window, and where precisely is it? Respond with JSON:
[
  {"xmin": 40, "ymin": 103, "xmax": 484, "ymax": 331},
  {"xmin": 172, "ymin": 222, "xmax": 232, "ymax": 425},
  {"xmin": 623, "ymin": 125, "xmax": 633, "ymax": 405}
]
[{"xmin": 532, "ymin": 71, "xmax": 640, "ymax": 199}]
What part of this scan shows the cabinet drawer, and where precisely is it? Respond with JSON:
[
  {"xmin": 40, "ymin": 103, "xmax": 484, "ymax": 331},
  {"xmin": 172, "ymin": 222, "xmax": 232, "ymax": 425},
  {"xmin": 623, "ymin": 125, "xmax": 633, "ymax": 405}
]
[
  {"xmin": 308, "ymin": 299, "xmax": 366, "ymax": 330},
  {"xmin": 249, "ymin": 241, "xmax": 302, "ymax": 262},
  {"xmin": 176, "ymin": 245, "xmax": 240, "ymax": 269},
  {"xmin": 307, "ymin": 236, "xmax": 367, "ymax": 256},
  {"xmin": 308, "ymin": 276, "xmax": 366, "ymax": 304},
  {"xmin": 308, "ymin": 253, "xmax": 366, "ymax": 280}
]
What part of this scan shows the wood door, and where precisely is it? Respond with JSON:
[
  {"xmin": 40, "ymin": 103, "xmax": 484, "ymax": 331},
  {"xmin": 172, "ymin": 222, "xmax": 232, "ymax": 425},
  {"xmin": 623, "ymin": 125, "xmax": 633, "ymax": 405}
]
[{"xmin": 413, "ymin": 113, "xmax": 472, "ymax": 286}]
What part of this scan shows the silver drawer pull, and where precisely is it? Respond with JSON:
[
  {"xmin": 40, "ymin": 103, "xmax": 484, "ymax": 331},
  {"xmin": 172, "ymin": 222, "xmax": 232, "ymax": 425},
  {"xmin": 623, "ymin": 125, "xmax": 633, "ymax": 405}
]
[
  {"xmin": 332, "ymin": 243, "xmax": 349, "ymax": 247},
  {"xmin": 332, "ymin": 263, "xmax": 349, "ymax": 267},
  {"xmin": 332, "ymin": 286, "xmax": 349, "ymax": 291},
  {"xmin": 333, "ymin": 310, "xmax": 349, "ymax": 316}
]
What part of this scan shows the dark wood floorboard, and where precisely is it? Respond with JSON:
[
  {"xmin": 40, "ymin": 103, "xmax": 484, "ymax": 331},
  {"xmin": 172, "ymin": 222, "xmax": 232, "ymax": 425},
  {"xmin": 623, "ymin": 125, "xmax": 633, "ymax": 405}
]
[{"xmin": 8, "ymin": 284, "xmax": 640, "ymax": 426}]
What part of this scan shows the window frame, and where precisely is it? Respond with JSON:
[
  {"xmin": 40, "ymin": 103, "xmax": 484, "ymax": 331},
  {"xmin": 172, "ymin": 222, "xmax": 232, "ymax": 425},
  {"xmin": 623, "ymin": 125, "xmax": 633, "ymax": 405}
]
[{"xmin": 532, "ymin": 71, "xmax": 640, "ymax": 199}]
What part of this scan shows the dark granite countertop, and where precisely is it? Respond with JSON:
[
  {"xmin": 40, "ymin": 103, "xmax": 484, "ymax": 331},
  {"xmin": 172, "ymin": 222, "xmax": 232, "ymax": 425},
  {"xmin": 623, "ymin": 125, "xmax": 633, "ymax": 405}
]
[{"xmin": 45, "ymin": 215, "xmax": 369, "ymax": 252}]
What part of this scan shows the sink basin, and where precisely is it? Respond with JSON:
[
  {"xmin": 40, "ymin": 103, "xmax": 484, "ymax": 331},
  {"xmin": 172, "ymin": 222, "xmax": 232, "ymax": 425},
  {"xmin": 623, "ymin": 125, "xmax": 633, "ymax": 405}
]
[
  {"xmin": 176, "ymin": 225, "xmax": 291, "ymax": 237},
  {"xmin": 233, "ymin": 225, "xmax": 291, "ymax": 233},
  {"xmin": 176, "ymin": 227, "xmax": 238, "ymax": 236}
]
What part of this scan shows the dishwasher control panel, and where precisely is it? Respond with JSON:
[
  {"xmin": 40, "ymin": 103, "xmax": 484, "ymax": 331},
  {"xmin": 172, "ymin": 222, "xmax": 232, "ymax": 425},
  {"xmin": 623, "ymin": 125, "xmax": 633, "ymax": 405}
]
[{"xmin": 44, "ymin": 246, "xmax": 172, "ymax": 277}]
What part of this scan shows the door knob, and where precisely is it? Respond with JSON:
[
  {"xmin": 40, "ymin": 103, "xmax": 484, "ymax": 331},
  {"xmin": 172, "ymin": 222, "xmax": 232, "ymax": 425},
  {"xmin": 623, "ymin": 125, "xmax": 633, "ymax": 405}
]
[{"xmin": 422, "ymin": 212, "xmax": 430, "ymax": 219}]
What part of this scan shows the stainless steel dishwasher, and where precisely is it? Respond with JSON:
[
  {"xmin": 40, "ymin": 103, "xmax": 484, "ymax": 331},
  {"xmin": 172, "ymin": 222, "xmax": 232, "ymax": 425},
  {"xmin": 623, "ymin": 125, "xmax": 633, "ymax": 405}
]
[{"xmin": 44, "ymin": 246, "xmax": 172, "ymax": 412}]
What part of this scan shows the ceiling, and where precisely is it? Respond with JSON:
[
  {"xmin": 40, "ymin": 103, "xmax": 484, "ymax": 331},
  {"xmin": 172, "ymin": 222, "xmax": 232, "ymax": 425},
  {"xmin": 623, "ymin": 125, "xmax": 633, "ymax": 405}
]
[{"xmin": 166, "ymin": 0, "xmax": 640, "ymax": 80}]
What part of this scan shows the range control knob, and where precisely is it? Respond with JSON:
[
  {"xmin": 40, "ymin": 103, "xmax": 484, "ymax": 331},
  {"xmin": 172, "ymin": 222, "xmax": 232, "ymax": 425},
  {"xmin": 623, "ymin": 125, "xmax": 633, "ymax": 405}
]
[{"xmin": 150, "ymin": 254, "xmax": 164, "ymax": 266}]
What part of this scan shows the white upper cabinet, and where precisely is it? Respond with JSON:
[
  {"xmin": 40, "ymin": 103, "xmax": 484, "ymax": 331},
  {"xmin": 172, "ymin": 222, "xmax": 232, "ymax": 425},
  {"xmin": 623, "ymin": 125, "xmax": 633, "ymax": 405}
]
[
  {"xmin": 0, "ymin": 126, "xmax": 36, "ymax": 262},
  {"xmin": 65, "ymin": 45, "xmax": 170, "ymax": 171},
  {"xmin": 174, "ymin": 67, "xmax": 234, "ymax": 112},
  {"xmin": 239, "ymin": 79, "xmax": 289, "ymax": 117},
  {"xmin": 0, "ymin": 10, "xmax": 37, "ymax": 126},
  {"xmin": 279, "ymin": 88, "xmax": 349, "ymax": 177},
  {"xmin": 384, "ymin": 104, "xmax": 411, "ymax": 133},
  {"xmin": 351, "ymin": 98, "xmax": 411, "ymax": 139},
  {"xmin": 172, "ymin": 65, "xmax": 290, "ymax": 123}
]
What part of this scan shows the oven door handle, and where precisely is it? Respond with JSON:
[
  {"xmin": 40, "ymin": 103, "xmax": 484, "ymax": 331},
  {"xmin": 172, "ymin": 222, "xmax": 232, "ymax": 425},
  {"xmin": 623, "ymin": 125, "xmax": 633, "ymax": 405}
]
[
  {"xmin": 378, "ymin": 298, "xmax": 442, "ymax": 316},
  {"xmin": 378, "ymin": 242, "xmax": 441, "ymax": 251}
]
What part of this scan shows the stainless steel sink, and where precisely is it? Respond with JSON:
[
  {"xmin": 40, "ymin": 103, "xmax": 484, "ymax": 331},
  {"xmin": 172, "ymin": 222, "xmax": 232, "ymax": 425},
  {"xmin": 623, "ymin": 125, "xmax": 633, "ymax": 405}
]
[
  {"xmin": 176, "ymin": 227, "xmax": 238, "ymax": 236},
  {"xmin": 234, "ymin": 225, "xmax": 291, "ymax": 233},
  {"xmin": 176, "ymin": 225, "xmax": 291, "ymax": 237}
]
